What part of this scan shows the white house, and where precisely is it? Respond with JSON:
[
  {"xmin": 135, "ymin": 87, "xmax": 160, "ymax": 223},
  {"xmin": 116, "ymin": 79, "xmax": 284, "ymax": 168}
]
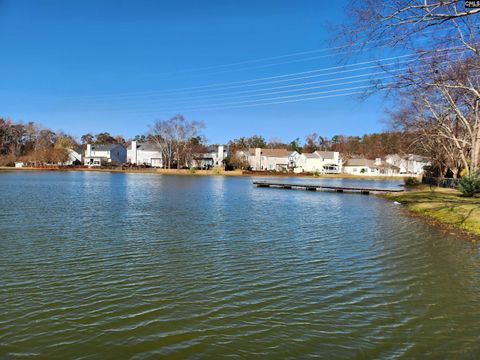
[
  {"xmin": 63, "ymin": 147, "xmax": 83, "ymax": 166},
  {"xmin": 242, "ymin": 148, "xmax": 297, "ymax": 171},
  {"xmin": 293, "ymin": 153, "xmax": 324, "ymax": 173},
  {"xmin": 343, "ymin": 158, "xmax": 399, "ymax": 176},
  {"xmin": 385, "ymin": 154, "xmax": 430, "ymax": 175},
  {"xmin": 127, "ymin": 141, "xmax": 163, "ymax": 167},
  {"xmin": 315, "ymin": 151, "xmax": 342, "ymax": 173},
  {"xmin": 191, "ymin": 145, "xmax": 227, "ymax": 169},
  {"xmin": 14, "ymin": 161, "xmax": 24, "ymax": 168},
  {"xmin": 291, "ymin": 151, "xmax": 342, "ymax": 173},
  {"xmin": 84, "ymin": 144, "xmax": 126, "ymax": 167}
]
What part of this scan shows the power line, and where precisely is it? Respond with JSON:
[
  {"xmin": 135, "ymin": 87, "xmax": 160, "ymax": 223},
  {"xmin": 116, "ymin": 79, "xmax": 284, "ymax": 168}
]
[
  {"xmin": 145, "ymin": 55, "xmax": 460, "ymax": 105},
  {"xmin": 145, "ymin": 28, "xmax": 449, "ymax": 77},
  {"xmin": 75, "ymin": 51, "xmax": 456, "ymax": 108},
  {"xmin": 73, "ymin": 57, "xmax": 417, "ymax": 106},
  {"xmin": 69, "ymin": 53, "xmax": 417, "ymax": 100},
  {"xmin": 138, "ymin": 75, "xmax": 395, "ymax": 107},
  {"xmin": 151, "ymin": 70, "xmax": 396, "ymax": 102},
  {"xmin": 107, "ymin": 55, "xmax": 463, "ymax": 113},
  {"xmin": 133, "ymin": 84, "xmax": 382, "ymax": 114},
  {"xmin": 80, "ymin": 51, "xmax": 469, "ymax": 115},
  {"xmin": 148, "ymin": 46, "xmax": 349, "ymax": 76},
  {"xmin": 70, "ymin": 46, "xmax": 461, "ymax": 101},
  {"xmin": 70, "ymin": 54, "xmax": 463, "ymax": 118},
  {"xmin": 150, "ymin": 57, "xmax": 461, "ymax": 111},
  {"xmin": 136, "ymin": 90, "xmax": 378, "ymax": 114}
]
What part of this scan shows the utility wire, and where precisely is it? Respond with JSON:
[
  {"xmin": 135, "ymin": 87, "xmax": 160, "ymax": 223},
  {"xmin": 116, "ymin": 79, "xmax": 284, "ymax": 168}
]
[
  {"xmin": 138, "ymin": 75, "xmax": 395, "ymax": 107},
  {"xmin": 146, "ymin": 28, "xmax": 448, "ymax": 77},
  {"xmin": 139, "ymin": 55, "xmax": 460, "ymax": 106},
  {"xmin": 70, "ymin": 46, "xmax": 461, "ymax": 101},
  {"xmin": 69, "ymin": 54, "xmax": 417, "ymax": 99}
]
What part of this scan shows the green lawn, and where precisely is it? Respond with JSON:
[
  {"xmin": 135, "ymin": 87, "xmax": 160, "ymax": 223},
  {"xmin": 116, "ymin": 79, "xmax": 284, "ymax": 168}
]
[{"xmin": 387, "ymin": 185, "xmax": 480, "ymax": 236}]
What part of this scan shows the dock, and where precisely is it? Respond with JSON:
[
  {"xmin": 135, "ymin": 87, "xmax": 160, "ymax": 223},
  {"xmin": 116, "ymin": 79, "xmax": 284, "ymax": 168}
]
[{"xmin": 253, "ymin": 181, "xmax": 404, "ymax": 195}]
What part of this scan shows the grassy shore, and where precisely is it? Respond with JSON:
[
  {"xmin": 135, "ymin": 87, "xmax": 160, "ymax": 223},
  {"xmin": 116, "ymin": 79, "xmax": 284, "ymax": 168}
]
[
  {"xmin": 385, "ymin": 185, "xmax": 480, "ymax": 237},
  {"xmin": 0, "ymin": 166, "xmax": 410, "ymax": 180}
]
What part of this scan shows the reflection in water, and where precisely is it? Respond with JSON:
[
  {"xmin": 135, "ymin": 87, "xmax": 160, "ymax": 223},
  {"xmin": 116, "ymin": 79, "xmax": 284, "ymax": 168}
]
[{"xmin": 0, "ymin": 171, "xmax": 479, "ymax": 358}]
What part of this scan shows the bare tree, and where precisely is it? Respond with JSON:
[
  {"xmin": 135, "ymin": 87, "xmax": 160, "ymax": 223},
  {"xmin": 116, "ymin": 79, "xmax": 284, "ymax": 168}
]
[
  {"xmin": 150, "ymin": 115, "xmax": 204, "ymax": 169},
  {"xmin": 390, "ymin": 55, "xmax": 480, "ymax": 175},
  {"xmin": 339, "ymin": 0, "xmax": 479, "ymax": 55},
  {"xmin": 336, "ymin": 0, "xmax": 480, "ymax": 175}
]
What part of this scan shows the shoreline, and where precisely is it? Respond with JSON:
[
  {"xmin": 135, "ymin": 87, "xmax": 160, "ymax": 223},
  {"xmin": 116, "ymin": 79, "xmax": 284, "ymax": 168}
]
[
  {"xmin": 382, "ymin": 186, "xmax": 480, "ymax": 240},
  {"xmin": 0, "ymin": 166, "xmax": 411, "ymax": 180}
]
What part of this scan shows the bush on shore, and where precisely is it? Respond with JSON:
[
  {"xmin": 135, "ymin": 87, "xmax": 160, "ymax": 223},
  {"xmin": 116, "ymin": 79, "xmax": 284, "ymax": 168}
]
[
  {"xmin": 458, "ymin": 172, "xmax": 480, "ymax": 197},
  {"xmin": 0, "ymin": 154, "xmax": 16, "ymax": 167},
  {"xmin": 404, "ymin": 177, "xmax": 420, "ymax": 186}
]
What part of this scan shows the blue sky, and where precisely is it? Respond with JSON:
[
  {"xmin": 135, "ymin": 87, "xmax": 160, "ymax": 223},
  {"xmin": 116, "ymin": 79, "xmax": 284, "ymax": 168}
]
[{"xmin": 0, "ymin": 0, "xmax": 394, "ymax": 143}]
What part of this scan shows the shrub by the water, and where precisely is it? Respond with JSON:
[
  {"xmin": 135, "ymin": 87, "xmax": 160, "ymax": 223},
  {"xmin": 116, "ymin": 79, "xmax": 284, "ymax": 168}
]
[
  {"xmin": 458, "ymin": 173, "xmax": 480, "ymax": 197},
  {"xmin": 404, "ymin": 177, "xmax": 420, "ymax": 186}
]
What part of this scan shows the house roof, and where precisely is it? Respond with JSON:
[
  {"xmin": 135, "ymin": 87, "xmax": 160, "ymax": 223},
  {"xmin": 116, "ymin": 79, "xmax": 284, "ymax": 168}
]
[
  {"xmin": 69, "ymin": 147, "xmax": 83, "ymax": 155},
  {"xmin": 408, "ymin": 154, "xmax": 429, "ymax": 162},
  {"xmin": 248, "ymin": 148, "xmax": 291, "ymax": 157},
  {"xmin": 194, "ymin": 145, "xmax": 227, "ymax": 155},
  {"xmin": 129, "ymin": 142, "xmax": 162, "ymax": 151},
  {"xmin": 345, "ymin": 158, "xmax": 376, "ymax": 167},
  {"xmin": 91, "ymin": 144, "xmax": 123, "ymax": 151},
  {"xmin": 315, "ymin": 151, "xmax": 336, "ymax": 160},
  {"xmin": 263, "ymin": 149, "xmax": 291, "ymax": 157},
  {"xmin": 303, "ymin": 153, "xmax": 320, "ymax": 159},
  {"xmin": 345, "ymin": 158, "xmax": 399, "ymax": 170}
]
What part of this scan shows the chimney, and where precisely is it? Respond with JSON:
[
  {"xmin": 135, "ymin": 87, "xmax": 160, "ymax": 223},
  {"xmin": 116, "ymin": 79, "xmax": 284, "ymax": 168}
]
[
  {"xmin": 131, "ymin": 140, "xmax": 138, "ymax": 164},
  {"xmin": 255, "ymin": 147, "xmax": 262, "ymax": 170},
  {"xmin": 217, "ymin": 145, "xmax": 224, "ymax": 165},
  {"xmin": 86, "ymin": 144, "xmax": 92, "ymax": 157}
]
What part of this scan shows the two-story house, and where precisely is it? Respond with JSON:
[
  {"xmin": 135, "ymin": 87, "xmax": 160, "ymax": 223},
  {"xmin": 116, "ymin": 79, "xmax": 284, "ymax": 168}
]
[
  {"xmin": 127, "ymin": 141, "xmax": 163, "ymax": 167},
  {"xmin": 84, "ymin": 144, "xmax": 126, "ymax": 167}
]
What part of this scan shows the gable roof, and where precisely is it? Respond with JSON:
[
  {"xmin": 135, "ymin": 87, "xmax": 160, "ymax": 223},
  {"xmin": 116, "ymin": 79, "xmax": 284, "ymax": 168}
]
[
  {"xmin": 262, "ymin": 149, "xmax": 291, "ymax": 157},
  {"xmin": 407, "ymin": 154, "xmax": 429, "ymax": 162},
  {"xmin": 91, "ymin": 144, "xmax": 123, "ymax": 151},
  {"xmin": 247, "ymin": 148, "xmax": 291, "ymax": 157},
  {"xmin": 129, "ymin": 142, "xmax": 162, "ymax": 152},
  {"xmin": 345, "ymin": 158, "xmax": 399, "ymax": 170},
  {"xmin": 315, "ymin": 151, "xmax": 336, "ymax": 159},
  {"xmin": 69, "ymin": 147, "xmax": 83, "ymax": 155},
  {"xmin": 302, "ymin": 153, "xmax": 320, "ymax": 159},
  {"xmin": 345, "ymin": 158, "xmax": 376, "ymax": 167}
]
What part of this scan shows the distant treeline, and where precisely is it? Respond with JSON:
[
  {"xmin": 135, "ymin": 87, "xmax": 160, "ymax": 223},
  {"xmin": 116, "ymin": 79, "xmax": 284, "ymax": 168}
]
[{"xmin": 0, "ymin": 116, "xmax": 416, "ymax": 168}]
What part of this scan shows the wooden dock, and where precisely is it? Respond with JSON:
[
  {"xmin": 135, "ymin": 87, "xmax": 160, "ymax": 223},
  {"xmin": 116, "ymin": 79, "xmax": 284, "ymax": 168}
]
[{"xmin": 253, "ymin": 181, "xmax": 403, "ymax": 195}]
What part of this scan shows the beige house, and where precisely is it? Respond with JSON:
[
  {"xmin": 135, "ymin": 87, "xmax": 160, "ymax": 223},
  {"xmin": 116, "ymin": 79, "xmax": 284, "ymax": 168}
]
[
  {"xmin": 343, "ymin": 158, "xmax": 399, "ymax": 176},
  {"xmin": 242, "ymin": 148, "xmax": 297, "ymax": 171}
]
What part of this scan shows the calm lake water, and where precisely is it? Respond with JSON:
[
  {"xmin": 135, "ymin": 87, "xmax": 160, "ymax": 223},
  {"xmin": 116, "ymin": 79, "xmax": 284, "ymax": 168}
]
[{"xmin": 1, "ymin": 171, "xmax": 479, "ymax": 358}]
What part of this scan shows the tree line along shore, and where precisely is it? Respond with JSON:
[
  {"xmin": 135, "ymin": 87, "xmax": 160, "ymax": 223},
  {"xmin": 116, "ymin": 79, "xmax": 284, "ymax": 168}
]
[{"xmin": 0, "ymin": 115, "xmax": 419, "ymax": 169}]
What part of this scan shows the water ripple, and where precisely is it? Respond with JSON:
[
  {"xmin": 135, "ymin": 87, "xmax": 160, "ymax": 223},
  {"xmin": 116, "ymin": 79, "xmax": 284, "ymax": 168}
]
[{"xmin": 1, "ymin": 172, "xmax": 480, "ymax": 358}]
